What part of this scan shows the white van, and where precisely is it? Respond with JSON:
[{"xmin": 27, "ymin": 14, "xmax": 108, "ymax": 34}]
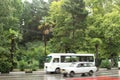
[
  {"xmin": 44, "ymin": 53, "xmax": 95, "ymax": 73},
  {"xmin": 118, "ymin": 56, "xmax": 120, "ymax": 69}
]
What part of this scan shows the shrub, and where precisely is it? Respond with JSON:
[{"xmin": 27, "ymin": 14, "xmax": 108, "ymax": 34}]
[
  {"xmin": 0, "ymin": 61, "xmax": 12, "ymax": 73},
  {"xmin": 19, "ymin": 60, "xmax": 27, "ymax": 71},
  {"xmin": 31, "ymin": 60, "xmax": 39, "ymax": 71},
  {"xmin": 0, "ymin": 47, "xmax": 12, "ymax": 73},
  {"xmin": 100, "ymin": 59, "xmax": 111, "ymax": 69}
]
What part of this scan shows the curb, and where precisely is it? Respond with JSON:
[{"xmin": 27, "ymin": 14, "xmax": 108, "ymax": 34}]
[
  {"xmin": 0, "ymin": 70, "xmax": 45, "ymax": 75},
  {"xmin": 99, "ymin": 68, "xmax": 118, "ymax": 71}
]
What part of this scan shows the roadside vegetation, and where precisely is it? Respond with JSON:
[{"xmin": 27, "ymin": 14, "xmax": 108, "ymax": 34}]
[{"xmin": 0, "ymin": 0, "xmax": 120, "ymax": 73}]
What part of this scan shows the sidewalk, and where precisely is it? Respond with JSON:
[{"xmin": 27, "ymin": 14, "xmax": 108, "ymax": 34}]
[
  {"xmin": 98, "ymin": 67, "xmax": 118, "ymax": 71},
  {"xmin": 0, "ymin": 69, "xmax": 44, "ymax": 75},
  {"xmin": 9, "ymin": 70, "xmax": 44, "ymax": 74}
]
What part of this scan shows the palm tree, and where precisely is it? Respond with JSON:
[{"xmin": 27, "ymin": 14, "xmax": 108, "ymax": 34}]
[{"xmin": 91, "ymin": 38, "xmax": 102, "ymax": 67}]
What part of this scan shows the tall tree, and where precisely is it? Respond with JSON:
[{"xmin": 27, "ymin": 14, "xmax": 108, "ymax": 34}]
[
  {"xmin": 49, "ymin": 0, "xmax": 88, "ymax": 53},
  {"xmin": 85, "ymin": 0, "xmax": 120, "ymax": 66},
  {"xmin": 62, "ymin": 0, "xmax": 88, "ymax": 52},
  {"xmin": 48, "ymin": 1, "xmax": 70, "ymax": 52},
  {"xmin": 21, "ymin": 0, "xmax": 49, "ymax": 42},
  {"xmin": 0, "ymin": 0, "xmax": 23, "ymax": 72}
]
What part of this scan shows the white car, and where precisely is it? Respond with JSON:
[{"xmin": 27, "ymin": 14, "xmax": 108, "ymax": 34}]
[{"xmin": 61, "ymin": 62, "xmax": 97, "ymax": 77}]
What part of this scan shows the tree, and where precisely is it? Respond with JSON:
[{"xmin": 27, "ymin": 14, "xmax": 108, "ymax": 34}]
[
  {"xmin": 21, "ymin": 0, "xmax": 49, "ymax": 42},
  {"xmin": 101, "ymin": 10, "xmax": 120, "ymax": 66},
  {"xmin": 62, "ymin": 0, "xmax": 88, "ymax": 52},
  {"xmin": 38, "ymin": 18, "xmax": 52, "ymax": 56},
  {"xmin": 48, "ymin": 0, "xmax": 88, "ymax": 53},
  {"xmin": 85, "ymin": 0, "xmax": 120, "ymax": 67},
  {"xmin": 91, "ymin": 38, "xmax": 102, "ymax": 67},
  {"xmin": 48, "ymin": 1, "xmax": 71, "ymax": 52},
  {"xmin": 0, "ymin": 0, "xmax": 23, "ymax": 72}
]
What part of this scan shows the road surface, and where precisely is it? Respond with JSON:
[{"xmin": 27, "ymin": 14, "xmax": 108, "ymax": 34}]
[{"xmin": 0, "ymin": 68, "xmax": 120, "ymax": 80}]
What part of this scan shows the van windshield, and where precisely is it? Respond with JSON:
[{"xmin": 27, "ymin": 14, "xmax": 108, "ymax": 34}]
[
  {"xmin": 45, "ymin": 56, "xmax": 52, "ymax": 63},
  {"xmin": 118, "ymin": 57, "xmax": 120, "ymax": 61}
]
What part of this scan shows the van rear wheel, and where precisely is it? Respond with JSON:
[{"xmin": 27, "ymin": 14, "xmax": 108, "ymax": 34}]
[
  {"xmin": 69, "ymin": 71, "xmax": 75, "ymax": 77},
  {"xmin": 88, "ymin": 70, "xmax": 93, "ymax": 76}
]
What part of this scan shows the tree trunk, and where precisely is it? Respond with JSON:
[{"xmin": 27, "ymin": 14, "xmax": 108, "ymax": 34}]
[
  {"xmin": 10, "ymin": 37, "xmax": 15, "ymax": 71},
  {"xmin": 95, "ymin": 44, "xmax": 99, "ymax": 67}
]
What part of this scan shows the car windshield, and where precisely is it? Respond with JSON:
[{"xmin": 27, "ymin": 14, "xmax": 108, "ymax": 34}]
[
  {"xmin": 69, "ymin": 62, "xmax": 77, "ymax": 67},
  {"xmin": 88, "ymin": 63, "xmax": 94, "ymax": 67}
]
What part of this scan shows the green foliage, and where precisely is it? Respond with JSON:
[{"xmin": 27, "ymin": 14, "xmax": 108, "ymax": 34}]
[
  {"xmin": 1, "ymin": 0, "xmax": 120, "ymax": 71},
  {"xmin": 48, "ymin": 0, "xmax": 88, "ymax": 53},
  {"xmin": 100, "ymin": 59, "xmax": 111, "ymax": 69},
  {"xmin": 18, "ymin": 60, "xmax": 27, "ymax": 71},
  {"xmin": 0, "ymin": 47, "xmax": 12, "ymax": 73},
  {"xmin": 31, "ymin": 60, "xmax": 39, "ymax": 71},
  {"xmin": 18, "ymin": 59, "xmax": 39, "ymax": 71},
  {"xmin": 22, "ymin": 0, "xmax": 49, "ymax": 42},
  {"xmin": 16, "ymin": 41, "xmax": 49, "ymax": 69},
  {"xmin": 0, "ymin": 62, "xmax": 12, "ymax": 73},
  {"xmin": 91, "ymin": 38, "xmax": 102, "ymax": 46},
  {"xmin": 85, "ymin": 0, "xmax": 120, "ymax": 60},
  {"xmin": 0, "ymin": 0, "xmax": 23, "ymax": 72}
]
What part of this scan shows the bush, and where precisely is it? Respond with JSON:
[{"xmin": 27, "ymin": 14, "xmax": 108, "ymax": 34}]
[
  {"xmin": 0, "ymin": 61, "xmax": 12, "ymax": 73},
  {"xmin": 31, "ymin": 61, "xmax": 39, "ymax": 71},
  {"xmin": 0, "ymin": 47, "xmax": 12, "ymax": 73},
  {"xmin": 100, "ymin": 59, "xmax": 111, "ymax": 69},
  {"xmin": 19, "ymin": 60, "xmax": 27, "ymax": 71},
  {"xmin": 39, "ymin": 56, "xmax": 46, "ymax": 68}
]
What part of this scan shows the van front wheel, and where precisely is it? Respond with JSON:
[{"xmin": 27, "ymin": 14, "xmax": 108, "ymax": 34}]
[{"xmin": 55, "ymin": 68, "xmax": 60, "ymax": 74}]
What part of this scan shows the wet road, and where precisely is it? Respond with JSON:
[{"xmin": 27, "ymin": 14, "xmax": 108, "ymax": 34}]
[{"xmin": 0, "ymin": 69, "xmax": 120, "ymax": 80}]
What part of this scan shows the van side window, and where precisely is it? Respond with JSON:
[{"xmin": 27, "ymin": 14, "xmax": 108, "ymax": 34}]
[
  {"xmin": 53, "ymin": 58, "xmax": 59, "ymax": 63},
  {"xmin": 61, "ymin": 56, "xmax": 65, "ymax": 62}
]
